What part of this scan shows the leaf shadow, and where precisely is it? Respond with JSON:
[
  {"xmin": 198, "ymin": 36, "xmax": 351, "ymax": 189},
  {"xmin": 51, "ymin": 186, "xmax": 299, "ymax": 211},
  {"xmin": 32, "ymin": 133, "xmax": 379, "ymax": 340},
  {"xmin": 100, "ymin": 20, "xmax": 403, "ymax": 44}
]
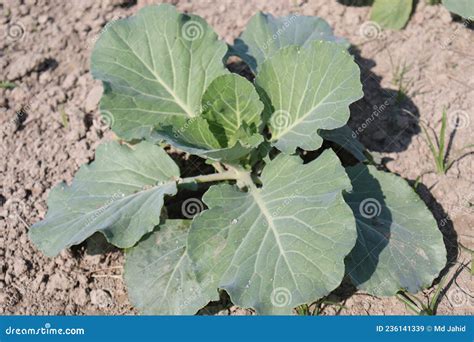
[
  {"xmin": 412, "ymin": 180, "xmax": 459, "ymax": 276},
  {"xmin": 336, "ymin": 0, "xmax": 374, "ymax": 6},
  {"xmin": 227, "ymin": 55, "xmax": 255, "ymax": 82},
  {"xmin": 342, "ymin": 163, "xmax": 392, "ymax": 288},
  {"xmin": 227, "ymin": 43, "xmax": 258, "ymax": 75},
  {"xmin": 197, "ymin": 290, "xmax": 234, "ymax": 315},
  {"xmin": 328, "ymin": 169, "xmax": 457, "ymax": 305},
  {"xmin": 347, "ymin": 47, "xmax": 421, "ymax": 153}
]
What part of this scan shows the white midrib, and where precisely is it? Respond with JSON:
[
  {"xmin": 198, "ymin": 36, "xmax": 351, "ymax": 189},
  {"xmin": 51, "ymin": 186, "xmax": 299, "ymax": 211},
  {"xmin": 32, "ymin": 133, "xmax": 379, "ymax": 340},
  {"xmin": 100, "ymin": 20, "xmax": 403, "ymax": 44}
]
[
  {"xmin": 112, "ymin": 29, "xmax": 195, "ymax": 118},
  {"xmin": 247, "ymin": 183, "xmax": 300, "ymax": 292},
  {"xmin": 162, "ymin": 252, "xmax": 186, "ymax": 302},
  {"xmin": 273, "ymin": 82, "xmax": 342, "ymax": 141},
  {"xmin": 272, "ymin": 50, "xmax": 351, "ymax": 141}
]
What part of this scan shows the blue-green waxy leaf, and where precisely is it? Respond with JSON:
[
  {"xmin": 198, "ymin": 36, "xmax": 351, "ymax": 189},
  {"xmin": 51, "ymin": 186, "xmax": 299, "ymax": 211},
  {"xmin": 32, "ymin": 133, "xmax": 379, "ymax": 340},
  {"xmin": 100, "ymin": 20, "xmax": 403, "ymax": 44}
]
[
  {"xmin": 187, "ymin": 150, "xmax": 357, "ymax": 314},
  {"xmin": 29, "ymin": 141, "xmax": 179, "ymax": 257},
  {"xmin": 255, "ymin": 41, "xmax": 363, "ymax": 154},
  {"xmin": 344, "ymin": 164, "xmax": 447, "ymax": 295},
  {"xmin": 232, "ymin": 12, "xmax": 349, "ymax": 73},
  {"xmin": 319, "ymin": 125, "xmax": 367, "ymax": 162},
  {"xmin": 370, "ymin": 0, "xmax": 413, "ymax": 30},
  {"xmin": 91, "ymin": 4, "xmax": 228, "ymax": 141},
  {"xmin": 125, "ymin": 220, "xmax": 217, "ymax": 315},
  {"xmin": 443, "ymin": 0, "xmax": 474, "ymax": 19}
]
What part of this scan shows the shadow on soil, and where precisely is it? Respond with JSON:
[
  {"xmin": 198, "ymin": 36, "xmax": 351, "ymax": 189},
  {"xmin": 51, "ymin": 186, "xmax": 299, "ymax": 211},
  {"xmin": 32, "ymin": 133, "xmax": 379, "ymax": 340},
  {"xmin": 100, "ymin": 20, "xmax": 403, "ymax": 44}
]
[{"xmin": 348, "ymin": 48, "xmax": 421, "ymax": 153}]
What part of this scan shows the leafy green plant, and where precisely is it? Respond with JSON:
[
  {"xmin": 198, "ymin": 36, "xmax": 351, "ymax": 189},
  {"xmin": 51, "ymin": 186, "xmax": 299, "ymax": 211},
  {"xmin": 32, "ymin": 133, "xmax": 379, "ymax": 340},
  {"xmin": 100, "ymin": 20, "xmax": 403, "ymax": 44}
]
[
  {"xmin": 419, "ymin": 109, "xmax": 473, "ymax": 174},
  {"xmin": 29, "ymin": 4, "xmax": 447, "ymax": 315},
  {"xmin": 396, "ymin": 274, "xmax": 447, "ymax": 315},
  {"xmin": 370, "ymin": 0, "xmax": 413, "ymax": 30},
  {"xmin": 421, "ymin": 110, "xmax": 450, "ymax": 174}
]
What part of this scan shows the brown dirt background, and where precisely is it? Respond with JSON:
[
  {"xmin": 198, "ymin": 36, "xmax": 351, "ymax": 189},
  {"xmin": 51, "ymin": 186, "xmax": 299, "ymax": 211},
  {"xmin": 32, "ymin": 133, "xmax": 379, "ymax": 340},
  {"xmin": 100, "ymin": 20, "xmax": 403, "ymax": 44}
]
[{"xmin": 0, "ymin": 0, "xmax": 473, "ymax": 315}]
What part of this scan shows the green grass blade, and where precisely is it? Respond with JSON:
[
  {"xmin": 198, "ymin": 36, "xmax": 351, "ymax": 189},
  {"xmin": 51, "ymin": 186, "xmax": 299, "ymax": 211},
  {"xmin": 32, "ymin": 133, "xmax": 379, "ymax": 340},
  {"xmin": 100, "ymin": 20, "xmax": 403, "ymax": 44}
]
[
  {"xmin": 439, "ymin": 109, "xmax": 447, "ymax": 167},
  {"xmin": 429, "ymin": 274, "xmax": 447, "ymax": 312},
  {"xmin": 396, "ymin": 293, "xmax": 421, "ymax": 314},
  {"xmin": 59, "ymin": 106, "xmax": 69, "ymax": 129},
  {"xmin": 420, "ymin": 123, "xmax": 442, "ymax": 172}
]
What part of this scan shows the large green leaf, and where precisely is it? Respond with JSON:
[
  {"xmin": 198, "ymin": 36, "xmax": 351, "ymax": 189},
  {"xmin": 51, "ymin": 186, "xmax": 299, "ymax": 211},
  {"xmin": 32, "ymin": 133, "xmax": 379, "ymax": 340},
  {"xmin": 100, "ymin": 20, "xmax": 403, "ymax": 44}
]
[
  {"xmin": 125, "ymin": 220, "xmax": 217, "ymax": 314},
  {"xmin": 319, "ymin": 125, "xmax": 367, "ymax": 162},
  {"xmin": 188, "ymin": 150, "xmax": 357, "ymax": 314},
  {"xmin": 344, "ymin": 164, "xmax": 447, "ymax": 295},
  {"xmin": 443, "ymin": 0, "xmax": 474, "ymax": 19},
  {"xmin": 29, "ymin": 141, "xmax": 179, "ymax": 257},
  {"xmin": 255, "ymin": 41, "xmax": 363, "ymax": 154},
  {"xmin": 232, "ymin": 12, "xmax": 349, "ymax": 73},
  {"xmin": 91, "ymin": 4, "xmax": 228, "ymax": 141},
  {"xmin": 370, "ymin": 0, "xmax": 413, "ymax": 30}
]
